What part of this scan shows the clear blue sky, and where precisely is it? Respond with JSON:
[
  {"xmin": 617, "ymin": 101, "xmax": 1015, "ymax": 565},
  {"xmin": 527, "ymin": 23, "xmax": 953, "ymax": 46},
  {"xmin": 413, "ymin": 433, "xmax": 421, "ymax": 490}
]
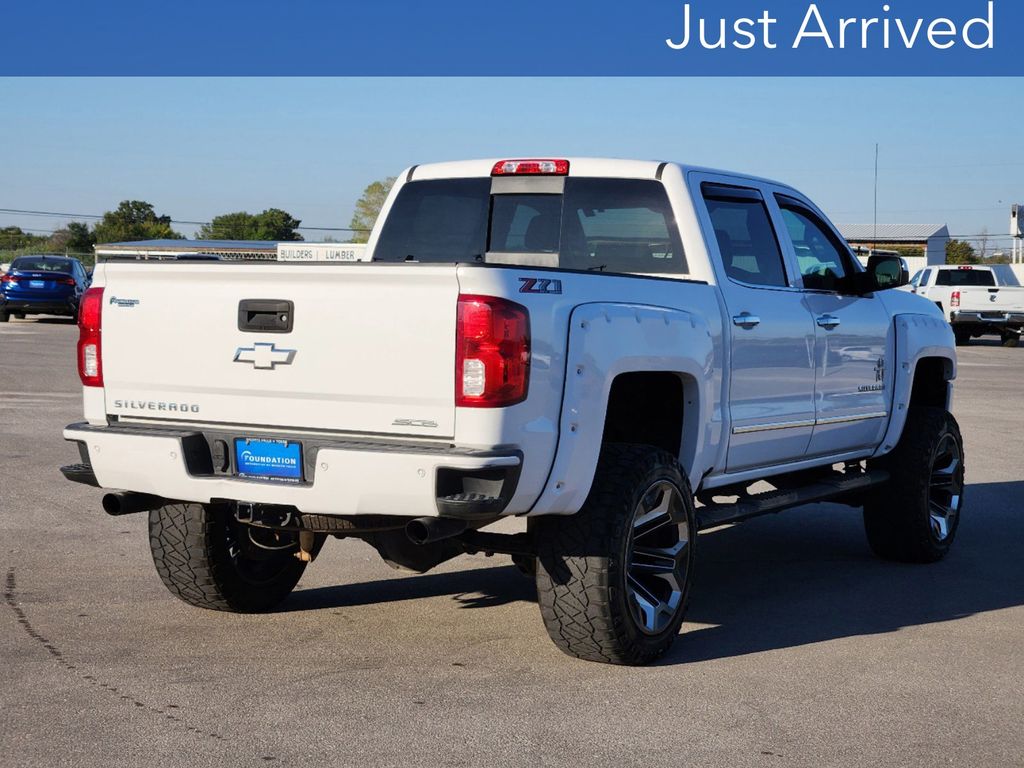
[{"xmin": 2, "ymin": 78, "xmax": 1021, "ymax": 250}]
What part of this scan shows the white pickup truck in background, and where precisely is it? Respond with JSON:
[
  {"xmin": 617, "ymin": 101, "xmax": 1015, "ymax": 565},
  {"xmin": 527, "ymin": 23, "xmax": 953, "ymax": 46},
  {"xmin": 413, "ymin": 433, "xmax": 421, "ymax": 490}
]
[
  {"xmin": 910, "ymin": 264, "xmax": 1024, "ymax": 346},
  {"xmin": 62, "ymin": 158, "xmax": 964, "ymax": 665}
]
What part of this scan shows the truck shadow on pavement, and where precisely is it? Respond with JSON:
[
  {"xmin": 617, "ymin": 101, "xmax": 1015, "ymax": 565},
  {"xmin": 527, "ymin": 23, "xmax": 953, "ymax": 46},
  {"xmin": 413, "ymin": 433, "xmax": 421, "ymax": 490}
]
[
  {"xmin": 286, "ymin": 561, "xmax": 535, "ymax": 612},
  {"xmin": 287, "ymin": 480, "xmax": 1022, "ymax": 665},
  {"xmin": 666, "ymin": 479, "xmax": 1024, "ymax": 664}
]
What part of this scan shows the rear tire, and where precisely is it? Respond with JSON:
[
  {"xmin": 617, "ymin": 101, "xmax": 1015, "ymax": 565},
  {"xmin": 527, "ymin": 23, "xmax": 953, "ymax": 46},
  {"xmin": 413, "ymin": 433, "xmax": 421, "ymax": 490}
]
[
  {"xmin": 953, "ymin": 328, "xmax": 971, "ymax": 346},
  {"xmin": 148, "ymin": 502, "xmax": 308, "ymax": 612},
  {"xmin": 0, "ymin": 311, "xmax": 8, "ymax": 323},
  {"xmin": 864, "ymin": 408, "xmax": 965, "ymax": 563},
  {"xmin": 1001, "ymin": 331, "xmax": 1019, "ymax": 348},
  {"xmin": 534, "ymin": 444, "xmax": 696, "ymax": 665}
]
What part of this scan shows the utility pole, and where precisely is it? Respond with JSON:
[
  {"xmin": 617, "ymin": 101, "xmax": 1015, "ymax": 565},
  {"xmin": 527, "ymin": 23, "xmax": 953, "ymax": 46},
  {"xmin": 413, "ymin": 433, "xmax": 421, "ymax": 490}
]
[{"xmin": 873, "ymin": 143, "xmax": 879, "ymax": 254}]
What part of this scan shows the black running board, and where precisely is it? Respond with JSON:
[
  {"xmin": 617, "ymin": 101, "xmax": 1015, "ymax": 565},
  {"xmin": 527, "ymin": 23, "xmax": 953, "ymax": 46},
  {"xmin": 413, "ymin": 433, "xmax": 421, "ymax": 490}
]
[{"xmin": 696, "ymin": 469, "xmax": 890, "ymax": 531}]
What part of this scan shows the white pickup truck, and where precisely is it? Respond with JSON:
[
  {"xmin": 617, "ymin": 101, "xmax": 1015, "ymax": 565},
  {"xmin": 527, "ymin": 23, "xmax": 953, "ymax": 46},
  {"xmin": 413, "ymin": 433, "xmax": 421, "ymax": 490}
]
[
  {"xmin": 910, "ymin": 264, "xmax": 1024, "ymax": 346},
  {"xmin": 62, "ymin": 158, "xmax": 964, "ymax": 665}
]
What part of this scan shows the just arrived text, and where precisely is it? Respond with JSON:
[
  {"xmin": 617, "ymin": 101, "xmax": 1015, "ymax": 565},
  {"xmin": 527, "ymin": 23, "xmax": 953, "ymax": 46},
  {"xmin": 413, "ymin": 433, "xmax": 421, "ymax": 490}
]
[{"xmin": 665, "ymin": 2, "xmax": 995, "ymax": 51}]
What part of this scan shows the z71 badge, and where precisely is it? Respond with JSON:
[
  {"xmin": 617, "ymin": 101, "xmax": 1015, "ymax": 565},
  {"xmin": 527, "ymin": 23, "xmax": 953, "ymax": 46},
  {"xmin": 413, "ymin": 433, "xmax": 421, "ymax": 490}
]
[{"xmin": 519, "ymin": 277, "xmax": 562, "ymax": 295}]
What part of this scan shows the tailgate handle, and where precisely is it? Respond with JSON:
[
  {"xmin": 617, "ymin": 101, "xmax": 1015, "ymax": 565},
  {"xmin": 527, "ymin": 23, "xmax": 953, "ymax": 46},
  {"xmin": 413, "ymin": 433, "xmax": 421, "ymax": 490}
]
[{"xmin": 238, "ymin": 299, "xmax": 294, "ymax": 333}]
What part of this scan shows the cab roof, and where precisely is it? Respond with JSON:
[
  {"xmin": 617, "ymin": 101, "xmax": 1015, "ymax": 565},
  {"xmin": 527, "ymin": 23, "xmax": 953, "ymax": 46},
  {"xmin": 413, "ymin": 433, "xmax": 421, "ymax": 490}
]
[{"xmin": 405, "ymin": 157, "xmax": 788, "ymax": 188}]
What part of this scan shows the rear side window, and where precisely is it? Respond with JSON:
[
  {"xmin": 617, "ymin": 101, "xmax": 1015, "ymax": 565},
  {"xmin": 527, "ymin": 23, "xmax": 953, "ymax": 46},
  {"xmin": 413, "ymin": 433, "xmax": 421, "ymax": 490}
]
[
  {"xmin": 374, "ymin": 178, "xmax": 490, "ymax": 262},
  {"xmin": 703, "ymin": 188, "xmax": 787, "ymax": 288},
  {"xmin": 935, "ymin": 269, "xmax": 996, "ymax": 287}
]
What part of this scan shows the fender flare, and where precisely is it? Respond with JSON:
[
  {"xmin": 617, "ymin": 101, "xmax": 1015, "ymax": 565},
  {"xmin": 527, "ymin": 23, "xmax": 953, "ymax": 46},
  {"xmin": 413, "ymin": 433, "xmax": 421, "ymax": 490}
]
[
  {"xmin": 527, "ymin": 302, "xmax": 715, "ymax": 516},
  {"xmin": 874, "ymin": 312, "xmax": 956, "ymax": 458}
]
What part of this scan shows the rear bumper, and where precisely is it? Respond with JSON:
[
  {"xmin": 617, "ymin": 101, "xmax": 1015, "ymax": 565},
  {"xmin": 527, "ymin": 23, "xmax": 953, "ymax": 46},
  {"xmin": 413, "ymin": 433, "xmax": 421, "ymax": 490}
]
[
  {"xmin": 950, "ymin": 310, "xmax": 1024, "ymax": 327},
  {"xmin": 0, "ymin": 295, "xmax": 78, "ymax": 315},
  {"xmin": 63, "ymin": 422, "xmax": 521, "ymax": 519}
]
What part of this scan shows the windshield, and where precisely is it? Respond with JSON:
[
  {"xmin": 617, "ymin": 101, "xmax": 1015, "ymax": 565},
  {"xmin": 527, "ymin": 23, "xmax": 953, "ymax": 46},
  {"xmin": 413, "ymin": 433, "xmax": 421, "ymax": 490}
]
[
  {"xmin": 12, "ymin": 257, "xmax": 74, "ymax": 273},
  {"xmin": 374, "ymin": 177, "xmax": 687, "ymax": 275},
  {"xmin": 935, "ymin": 269, "xmax": 996, "ymax": 287}
]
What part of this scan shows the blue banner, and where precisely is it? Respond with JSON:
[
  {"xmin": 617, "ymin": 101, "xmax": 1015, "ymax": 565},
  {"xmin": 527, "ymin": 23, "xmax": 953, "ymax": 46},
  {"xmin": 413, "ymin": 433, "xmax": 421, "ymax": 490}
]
[{"xmin": 1, "ymin": 0, "xmax": 1018, "ymax": 76}]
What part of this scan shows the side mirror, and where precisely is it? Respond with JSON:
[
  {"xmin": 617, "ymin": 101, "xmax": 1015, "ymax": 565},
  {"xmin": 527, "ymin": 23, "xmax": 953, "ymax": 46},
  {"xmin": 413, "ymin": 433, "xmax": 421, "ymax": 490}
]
[{"xmin": 864, "ymin": 254, "xmax": 909, "ymax": 292}]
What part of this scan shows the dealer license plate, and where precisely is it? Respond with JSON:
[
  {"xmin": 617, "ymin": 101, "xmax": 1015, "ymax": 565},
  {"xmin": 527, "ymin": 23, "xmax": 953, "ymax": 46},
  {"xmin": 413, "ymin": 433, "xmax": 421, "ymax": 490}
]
[{"xmin": 234, "ymin": 438, "xmax": 303, "ymax": 482}]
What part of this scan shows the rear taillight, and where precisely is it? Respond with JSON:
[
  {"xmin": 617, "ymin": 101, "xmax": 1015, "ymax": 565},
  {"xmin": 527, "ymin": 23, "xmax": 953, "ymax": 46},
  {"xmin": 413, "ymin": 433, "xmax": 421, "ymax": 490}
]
[
  {"xmin": 951, "ymin": 290, "xmax": 961, "ymax": 309},
  {"xmin": 1, "ymin": 274, "xmax": 18, "ymax": 284},
  {"xmin": 77, "ymin": 287, "xmax": 104, "ymax": 387},
  {"xmin": 456, "ymin": 295, "xmax": 530, "ymax": 408},
  {"xmin": 58, "ymin": 277, "xmax": 76, "ymax": 286}
]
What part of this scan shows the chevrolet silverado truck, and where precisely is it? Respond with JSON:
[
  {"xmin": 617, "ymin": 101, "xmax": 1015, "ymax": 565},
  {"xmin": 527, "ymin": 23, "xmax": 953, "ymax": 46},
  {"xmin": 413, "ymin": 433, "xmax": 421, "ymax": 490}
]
[
  {"xmin": 62, "ymin": 158, "xmax": 964, "ymax": 665},
  {"xmin": 908, "ymin": 263, "xmax": 1024, "ymax": 347}
]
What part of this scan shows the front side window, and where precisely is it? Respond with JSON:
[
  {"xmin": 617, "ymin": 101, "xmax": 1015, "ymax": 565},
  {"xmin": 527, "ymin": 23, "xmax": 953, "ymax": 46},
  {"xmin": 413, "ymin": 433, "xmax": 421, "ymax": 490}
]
[
  {"xmin": 909, "ymin": 270, "xmax": 923, "ymax": 288},
  {"xmin": 703, "ymin": 191, "xmax": 787, "ymax": 288},
  {"xmin": 778, "ymin": 204, "xmax": 856, "ymax": 292}
]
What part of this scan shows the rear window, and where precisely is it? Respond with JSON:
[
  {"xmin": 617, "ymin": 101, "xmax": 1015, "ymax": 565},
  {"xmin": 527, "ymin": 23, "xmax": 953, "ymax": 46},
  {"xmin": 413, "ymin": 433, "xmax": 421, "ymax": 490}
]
[
  {"xmin": 12, "ymin": 257, "xmax": 74, "ymax": 273},
  {"xmin": 374, "ymin": 177, "xmax": 687, "ymax": 275},
  {"xmin": 935, "ymin": 269, "xmax": 996, "ymax": 287}
]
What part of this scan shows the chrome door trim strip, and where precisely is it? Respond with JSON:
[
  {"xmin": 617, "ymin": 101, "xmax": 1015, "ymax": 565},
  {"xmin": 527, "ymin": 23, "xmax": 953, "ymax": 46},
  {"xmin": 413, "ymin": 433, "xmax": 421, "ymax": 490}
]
[
  {"xmin": 732, "ymin": 419, "xmax": 816, "ymax": 435},
  {"xmin": 816, "ymin": 412, "xmax": 888, "ymax": 426},
  {"xmin": 732, "ymin": 412, "xmax": 888, "ymax": 435}
]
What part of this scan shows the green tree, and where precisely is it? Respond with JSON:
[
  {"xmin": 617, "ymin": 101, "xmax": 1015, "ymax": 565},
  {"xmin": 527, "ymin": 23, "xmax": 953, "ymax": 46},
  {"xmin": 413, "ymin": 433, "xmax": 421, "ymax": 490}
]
[
  {"xmin": 250, "ymin": 208, "xmax": 303, "ymax": 241},
  {"xmin": 349, "ymin": 177, "xmax": 396, "ymax": 243},
  {"xmin": 0, "ymin": 226, "xmax": 46, "ymax": 251},
  {"xmin": 47, "ymin": 221, "xmax": 96, "ymax": 254},
  {"xmin": 945, "ymin": 239, "xmax": 977, "ymax": 265},
  {"xmin": 92, "ymin": 201, "xmax": 182, "ymax": 244},
  {"xmin": 197, "ymin": 208, "xmax": 303, "ymax": 241}
]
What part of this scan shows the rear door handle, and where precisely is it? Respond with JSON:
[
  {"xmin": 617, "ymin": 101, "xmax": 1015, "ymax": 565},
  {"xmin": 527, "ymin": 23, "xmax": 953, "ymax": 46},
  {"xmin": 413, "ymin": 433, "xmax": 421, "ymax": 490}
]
[
  {"xmin": 816, "ymin": 315, "xmax": 841, "ymax": 330},
  {"xmin": 732, "ymin": 313, "xmax": 761, "ymax": 329}
]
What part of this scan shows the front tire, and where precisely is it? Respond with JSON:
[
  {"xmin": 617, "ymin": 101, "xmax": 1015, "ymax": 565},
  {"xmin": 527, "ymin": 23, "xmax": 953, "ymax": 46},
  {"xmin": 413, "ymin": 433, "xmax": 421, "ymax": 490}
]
[
  {"xmin": 864, "ymin": 408, "xmax": 965, "ymax": 563},
  {"xmin": 534, "ymin": 444, "xmax": 696, "ymax": 665},
  {"xmin": 149, "ymin": 502, "xmax": 308, "ymax": 612}
]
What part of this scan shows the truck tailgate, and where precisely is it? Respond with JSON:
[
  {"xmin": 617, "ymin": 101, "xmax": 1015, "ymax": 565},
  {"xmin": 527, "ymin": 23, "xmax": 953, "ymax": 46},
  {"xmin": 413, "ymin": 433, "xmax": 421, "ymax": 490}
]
[
  {"xmin": 957, "ymin": 286, "xmax": 1024, "ymax": 312},
  {"xmin": 98, "ymin": 262, "xmax": 459, "ymax": 438}
]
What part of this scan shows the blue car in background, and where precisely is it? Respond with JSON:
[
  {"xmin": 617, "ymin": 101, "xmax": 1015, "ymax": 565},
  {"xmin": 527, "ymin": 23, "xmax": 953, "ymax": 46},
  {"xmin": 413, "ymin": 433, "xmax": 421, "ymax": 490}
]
[{"xmin": 0, "ymin": 255, "xmax": 91, "ymax": 321}]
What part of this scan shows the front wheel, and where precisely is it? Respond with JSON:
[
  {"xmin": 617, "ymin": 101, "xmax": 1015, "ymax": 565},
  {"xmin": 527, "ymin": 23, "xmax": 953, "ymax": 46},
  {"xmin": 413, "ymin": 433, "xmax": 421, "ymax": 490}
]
[
  {"xmin": 534, "ymin": 444, "xmax": 696, "ymax": 665},
  {"xmin": 149, "ymin": 502, "xmax": 308, "ymax": 612},
  {"xmin": 864, "ymin": 408, "xmax": 965, "ymax": 563}
]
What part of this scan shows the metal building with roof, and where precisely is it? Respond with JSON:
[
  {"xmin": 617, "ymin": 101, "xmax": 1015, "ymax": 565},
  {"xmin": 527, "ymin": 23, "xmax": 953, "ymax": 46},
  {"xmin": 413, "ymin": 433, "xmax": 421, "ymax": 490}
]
[
  {"xmin": 837, "ymin": 224, "xmax": 950, "ymax": 266},
  {"xmin": 94, "ymin": 239, "xmax": 281, "ymax": 261}
]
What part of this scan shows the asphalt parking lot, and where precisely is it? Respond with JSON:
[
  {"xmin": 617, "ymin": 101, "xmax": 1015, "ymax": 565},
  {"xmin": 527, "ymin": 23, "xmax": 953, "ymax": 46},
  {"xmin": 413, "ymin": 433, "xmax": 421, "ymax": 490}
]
[{"xmin": 2, "ymin": 318, "xmax": 1022, "ymax": 768}]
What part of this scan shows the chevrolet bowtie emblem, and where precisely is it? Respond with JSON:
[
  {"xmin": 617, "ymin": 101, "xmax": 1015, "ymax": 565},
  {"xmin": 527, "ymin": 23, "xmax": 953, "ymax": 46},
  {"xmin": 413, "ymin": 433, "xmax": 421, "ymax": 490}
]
[{"xmin": 233, "ymin": 343, "xmax": 296, "ymax": 370}]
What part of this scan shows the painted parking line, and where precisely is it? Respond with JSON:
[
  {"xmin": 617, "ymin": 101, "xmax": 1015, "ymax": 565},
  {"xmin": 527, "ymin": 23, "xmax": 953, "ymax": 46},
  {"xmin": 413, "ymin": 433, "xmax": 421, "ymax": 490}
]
[{"xmin": 0, "ymin": 391, "xmax": 80, "ymax": 398}]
